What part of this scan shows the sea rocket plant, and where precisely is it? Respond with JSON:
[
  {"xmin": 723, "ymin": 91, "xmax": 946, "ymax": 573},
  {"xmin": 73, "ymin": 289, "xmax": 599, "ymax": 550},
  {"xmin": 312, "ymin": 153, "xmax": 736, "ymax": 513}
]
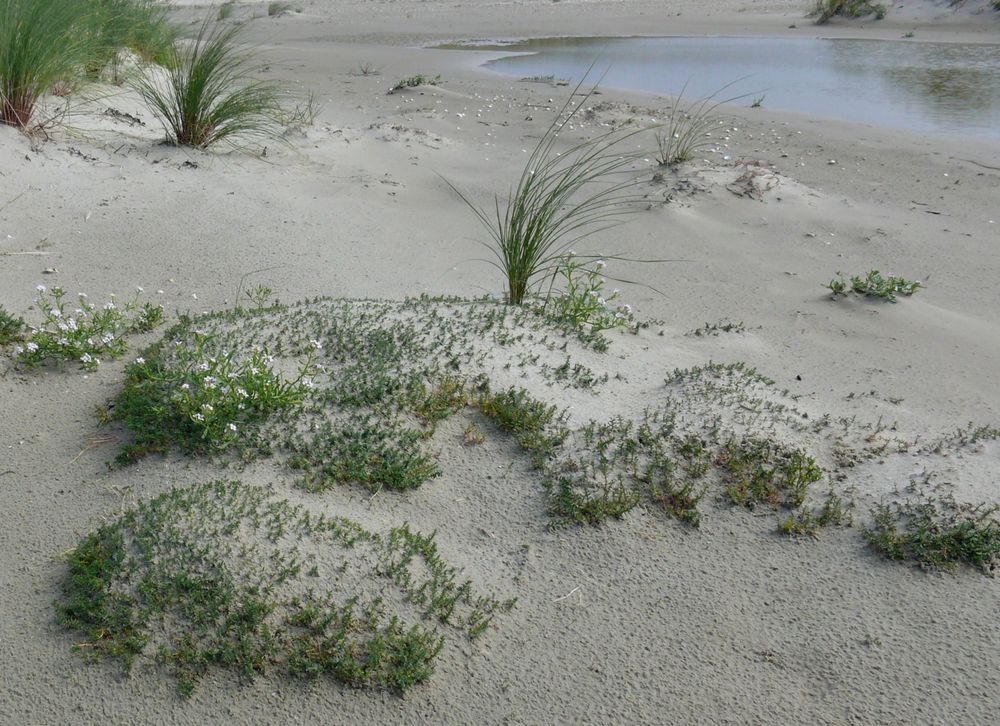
[
  {"xmin": 15, "ymin": 286, "xmax": 163, "ymax": 370},
  {"xmin": 117, "ymin": 332, "xmax": 321, "ymax": 451},
  {"xmin": 545, "ymin": 255, "xmax": 636, "ymax": 333}
]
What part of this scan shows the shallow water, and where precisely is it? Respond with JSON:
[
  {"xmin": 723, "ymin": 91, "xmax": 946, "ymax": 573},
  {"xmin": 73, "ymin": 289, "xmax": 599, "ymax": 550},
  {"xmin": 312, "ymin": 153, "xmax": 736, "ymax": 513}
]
[{"xmin": 452, "ymin": 36, "xmax": 1000, "ymax": 139}]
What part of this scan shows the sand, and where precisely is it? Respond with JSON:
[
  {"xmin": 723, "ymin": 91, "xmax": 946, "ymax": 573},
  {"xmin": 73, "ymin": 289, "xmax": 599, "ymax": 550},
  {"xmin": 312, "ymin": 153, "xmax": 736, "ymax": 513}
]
[{"xmin": 1, "ymin": 0, "xmax": 1000, "ymax": 723}]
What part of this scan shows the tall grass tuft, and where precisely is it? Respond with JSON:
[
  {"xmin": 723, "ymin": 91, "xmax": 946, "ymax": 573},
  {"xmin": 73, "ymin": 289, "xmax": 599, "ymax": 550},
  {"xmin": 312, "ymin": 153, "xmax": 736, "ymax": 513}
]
[
  {"xmin": 87, "ymin": 0, "xmax": 178, "ymax": 81},
  {"xmin": 447, "ymin": 75, "xmax": 651, "ymax": 305},
  {"xmin": 133, "ymin": 20, "xmax": 285, "ymax": 149},
  {"xmin": 0, "ymin": 0, "xmax": 94, "ymax": 127}
]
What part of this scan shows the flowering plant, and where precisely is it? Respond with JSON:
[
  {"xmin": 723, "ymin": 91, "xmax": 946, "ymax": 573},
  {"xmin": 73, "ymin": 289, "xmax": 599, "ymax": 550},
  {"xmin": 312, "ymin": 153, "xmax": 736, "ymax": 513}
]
[
  {"xmin": 545, "ymin": 255, "xmax": 636, "ymax": 333},
  {"xmin": 112, "ymin": 334, "xmax": 321, "ymax": 461},
  {"xmin": 15, "ymin": 285, "xmax": 162, "ymax": 370}
]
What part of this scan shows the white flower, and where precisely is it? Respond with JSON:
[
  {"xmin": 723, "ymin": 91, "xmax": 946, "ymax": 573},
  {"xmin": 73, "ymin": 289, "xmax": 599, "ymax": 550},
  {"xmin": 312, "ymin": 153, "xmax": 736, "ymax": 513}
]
[
  {"xmin": 135, "ymin": 356, "xmax": 145, "ymax": 365},
  {"xmin": 227, "ymin": 423, "xmax": 237, "ymax": 433},
  {"xmin": 36, "ymin": 285, "xmax": 46, "ymax": 293},
  {"xmin": 235, "ymin": 387, "xmax": 248, "ymax": 398},
  {"xmin": 588, "ymin": 290, "xmax": 599, "ymax": 298},
  {"xmin": 80, "ymin": 352, "xmax": 92, "ymax": 363},
  {"xmin": 193, "ymin": 412, "xmax": 205, "ymax": 422},
  {"xmin": 78, "ymin": 293, "xmax": 87, "ymax": 299},
  {"xmin": 101, "ymin": 333, "xmax": 115, "ymax": 345},
  {"xmin": 58, "ymin": 338, "xmax": 68, "ymax": 346},
  {"xmin": 26, "ymin": 342, "xmax": 39, "ymax": 352},
  {"xmin": 67, "ymin": 318, "xmax": 78, "ymax": 331},
  {"xmin": 103, "ymin": 302, "xmax": 116, "ymax": 311},
  {"xmin": 136, "ymin": 286, "xmax": 144, "ymax": 293},
  {"xmin": 202, "ymin": 403, "xmax": 214, "ymax": 413},
  {"xmin": 309, "ymin": 339, "xmax": 323, "ymax": 350},
  {"xmin": 14, "ymin": 345, "xmax": 23, "ymax": 355},
  {"xmin": 302, "ymin": 377, "xmax": 314, "ymax": 389},
  {"xmin": 197, "ymin": 362, "xmax": 210, "ymax": 372},
  {"xmin": 180, "ymin": 383, "xmax": 190, "ymax": 390},
  {"xmin": 622, "ymin": 304, "xmax": 633, "ymax": 314},
  {"xmin": 50, "ymin": 308, "xmax": 61, "ymax": 318},
  {"xmin": 597, "ymin": 297, "xmax": 606, "ymax": 306}
]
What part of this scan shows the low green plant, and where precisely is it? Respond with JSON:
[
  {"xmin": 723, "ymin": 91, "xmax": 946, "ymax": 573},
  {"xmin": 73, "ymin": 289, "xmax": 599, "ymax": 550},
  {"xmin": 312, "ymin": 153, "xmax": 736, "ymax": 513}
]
[
  {"xmin": 288, "ymin": 414, "xmax": 441, "ymax": 492},
  {"xmin": 826, "ymin": 270, "xmax": 922, "ymax": 302},
  {"xmin": 549, "ymin": 475, "xmax": 641, "ymax": 525},
  {"xmin": 864, "ymin": 492, "xmax": 1000, "ymax": 573},
  {"xmin": 643, "ymin": 452, "xmax": 706, "ymax": 527},
  {"xmin": 717, "ymin": 437, "xmax": 822, "ymax": 510},
  {"xmin": 542, "ymin": 255, "xmax": 636, "ymax": 333},
  {"xmin": 110, "ymin": 333, "xmax": 317, "ymax": 463},
  {"xmin": 414, "ymin": 376, "xmax": 467, "ymax": 425},
  {"xmin": 812, "ymin": 0, "xmax": 887, "ymax": 23},
  {"xmin": 15, "ymin": 285, "xmax": 162, "ymax": 370},
  {"xmin": 0, "ymin": 305, "xmax": 26, "ymax": 345},
  {"xmin": 244, "ymin": 283, "xmax": 276, "ymax": 309},
  {"xmin": 133, "ymin": 19, "xmax": 285, "ymax": 149},
  {"xmin": 687, "ymin": 319, "xmax": 745, "ymax": 337},
  {"xmin": 447, "ymin": 75, "xmax": 650, "ymax": 305},
  {"xmin": 388, "ymin": 74, "xmax": 440, "ymax": 93},
  {"xmin": 477, "ymin": 385, "xmax": 568, "ymax": 461},
  {"xmin": 0, "ymin": 0, "xmax": 94, "ymax": 127},
  {"xmin": 778, "ymin": 490, "xmax": 851, "ymax": 537}
]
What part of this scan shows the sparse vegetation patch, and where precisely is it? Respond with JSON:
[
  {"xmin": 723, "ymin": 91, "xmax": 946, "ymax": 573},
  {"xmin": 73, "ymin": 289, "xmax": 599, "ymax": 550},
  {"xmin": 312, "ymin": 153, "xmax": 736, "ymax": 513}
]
[
  {"xmin": 864, "ymin": 488, "xmax": 1000, "ymax": 573},
  {"xmin": 56, "ymin": 480, "xmax": 514, "ymax": 696},
  {"xmin": 826, "ymin": 270, "xmax": 922, "ymax": 302}
]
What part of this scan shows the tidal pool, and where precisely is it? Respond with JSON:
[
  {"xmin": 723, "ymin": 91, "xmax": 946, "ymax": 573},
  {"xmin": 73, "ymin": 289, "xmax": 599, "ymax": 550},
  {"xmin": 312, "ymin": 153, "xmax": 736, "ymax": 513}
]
[{"xmin": 448, "ymin": 36, "xmax": 1000, "ymax": 140}]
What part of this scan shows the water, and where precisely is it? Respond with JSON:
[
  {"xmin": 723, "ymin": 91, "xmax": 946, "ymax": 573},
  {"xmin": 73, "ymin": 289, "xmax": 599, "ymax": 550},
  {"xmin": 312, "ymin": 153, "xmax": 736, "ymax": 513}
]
[{"xmin": 456, "ymin": 36, "xmax": 1000, "ymax": 139}]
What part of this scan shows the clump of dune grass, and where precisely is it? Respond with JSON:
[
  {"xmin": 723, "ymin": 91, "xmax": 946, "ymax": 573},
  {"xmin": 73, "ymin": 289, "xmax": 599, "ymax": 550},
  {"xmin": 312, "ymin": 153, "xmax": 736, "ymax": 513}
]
[
  {"xmin": 267, "ymin": 1, "xmax": 294, "ymax": 16},
  {"xmin": 654, "ymin": 81, "xmax": 745, "ymax": 166},
  {"xmin": 0, "ymin": 0, "xmax": 94, "ymax": 127},
  {"xmin": 811, "ymin": 0, "xmax": 887, "ymax": 24},
  {"xmin": 84, "ymin": 0, "xmax": 178, "ymax": 82},
  {"xmin": 133, "ymin": 19, "xmax": 285, "ymax": 149},
  {"xmin": 217, "ymin": 1, "xmax": 236, "ymax": 21},
  {"xmin": 446, "ymin": 74, "xmax": 652, "ymax": 305}
]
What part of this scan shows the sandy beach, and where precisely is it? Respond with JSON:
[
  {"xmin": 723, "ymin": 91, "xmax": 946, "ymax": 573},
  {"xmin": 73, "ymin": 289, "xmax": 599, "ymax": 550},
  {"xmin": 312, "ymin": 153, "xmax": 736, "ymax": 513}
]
[{"xmin": 2, "ymin": 1, "xmax": 999, "ymax": 723}]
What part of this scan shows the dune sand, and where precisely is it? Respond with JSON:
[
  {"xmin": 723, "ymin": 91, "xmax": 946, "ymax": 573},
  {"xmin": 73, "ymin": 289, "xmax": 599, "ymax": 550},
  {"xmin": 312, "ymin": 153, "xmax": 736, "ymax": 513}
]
[{"xmin": 1, "ymin": 1, "xmax": 999, "ymax": 723}]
